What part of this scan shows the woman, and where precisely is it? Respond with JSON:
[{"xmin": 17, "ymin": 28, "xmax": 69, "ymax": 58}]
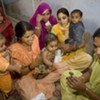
[
  {"xmin": 52, "ymin": 8, "xmax": 92, "ymax": 71},
  {"xmin": 9, "ymin": 21, "xmax": 40, "ymax": 75},
  {"xmin": 15, "ymin": 10, "xmax": 91, "ymax": 100},
  {"xmin": 29, "ymin": 2, "xmax": 57, "ymax": 49},
  {"xmin": 52, "ymin": 8, "xmax": 70, "ymax": 44}
]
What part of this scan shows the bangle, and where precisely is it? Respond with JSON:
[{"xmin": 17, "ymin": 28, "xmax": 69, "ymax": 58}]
[{"xmin": 35, "ymin": 26, "xmax": 41, "ymax": 30}]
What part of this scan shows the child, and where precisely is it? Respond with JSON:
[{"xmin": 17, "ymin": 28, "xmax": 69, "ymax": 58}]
[
  {"xmin": 69, "ymin": 9, "xmax": 85, "ymax": 49},
  {"xmin": 0, "ymin": 33, "xmax": 21, "ymax": 96},
  {"xmin": 34, "ymin": 33, "xmax": 58, "ymax": 79},
  {"xmin": 51, "ymin": 9, "xmax": 92, "ymax": 72}
]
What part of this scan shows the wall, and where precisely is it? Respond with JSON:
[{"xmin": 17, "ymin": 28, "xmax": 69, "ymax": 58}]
[
  {"xmin": 3, "ymin": 0, "xmax": 100, "ymax": 34},
  {"xmin": 3, "ymin": 0, "xmax": 34, "ymax": 20},
  {"xmin": 45, "ymin": 0, "xmax": 100, "ymax": 34}
]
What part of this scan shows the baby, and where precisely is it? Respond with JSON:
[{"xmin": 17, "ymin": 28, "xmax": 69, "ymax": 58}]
[
  {"xmin": 69, "ymin": 9, "xmax": 85, "ymax": 50},
  {"xmin": 34, "ymin": 33, "xmax": 58, "ymax": 79}
]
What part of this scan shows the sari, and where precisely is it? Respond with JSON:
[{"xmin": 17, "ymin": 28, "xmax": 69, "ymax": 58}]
[
  {"xmin": 9, "ymin": 34, "xmax": 40, "ymax": 66},
  {"xmin": 14, "ymin": 46, "xmax": 92, "ymax": 99},
  {"xmin": 29, "ymin": 2, "xmax": 57, "ymax": 49},
  {"xmin": 51, "ymin": 23, "xmax": 70, "ymax": 43},
  {"xmin": 52, "ymin": 23, "xmax": 92, "ymax": 71},
  {"xmin": 60, "ymin": 55, "xmax": 100, "ymax": 100},
  {"xmin": 0, "ymin": 54, "xmax": 13, "ymax": 93},
  {"xmin": 62, "ymin": 48, "xmax": 92, "ymax": 71},
  {"xmin": 15, "ymin": 62, "xmax": 69, "ymax": 100}
]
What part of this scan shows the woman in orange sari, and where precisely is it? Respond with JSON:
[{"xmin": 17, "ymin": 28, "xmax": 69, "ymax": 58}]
[
  {"xmin": 12, "ymin": 23, "xmax": 69, "ymax": 99},
  {"xmin": 9, "ymin": 21, "xmax": 40, "ymax": 75},
  {"xmin": 11, "ymin": 21, "xmax": 69, "ymax": 100}
]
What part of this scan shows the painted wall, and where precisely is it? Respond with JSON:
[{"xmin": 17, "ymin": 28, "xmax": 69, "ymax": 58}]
[
  {"xmin": 3, "ymin": 0, "xmax": 34, "ymax": 20},
  {"xmin": 45, "ymin": 0, "xmax": 100, "ymax": 34},
  {"xmin": 3, "ymin": 0, "xmax": 100, "ymax": 34}
]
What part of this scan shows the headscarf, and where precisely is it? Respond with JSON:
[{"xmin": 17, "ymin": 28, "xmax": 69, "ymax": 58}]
[{"xmin": 29, "ymin": 2, "xmax": 57, "ymax": 49}]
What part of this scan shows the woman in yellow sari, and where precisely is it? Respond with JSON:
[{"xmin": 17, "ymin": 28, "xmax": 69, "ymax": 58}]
[
  {"xmin": 51, "ymin": 8, "xmax": 70, "ymax": 45},
  {"xmin": 60, "ymin": 28, "xmax": 100, "ymax": 100},
  {"xmin": 52, "ymin": 8, "xmax": 92, "ymax": 71}
]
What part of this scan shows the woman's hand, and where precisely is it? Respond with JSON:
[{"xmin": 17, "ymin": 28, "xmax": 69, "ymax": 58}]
[
  {"xmin": 36, "ymin": 14, "xmax": 43, "ymax": 22},
  {"xmin": 67, "ymin": 76, "xmax": 86, "ymax": 92}
]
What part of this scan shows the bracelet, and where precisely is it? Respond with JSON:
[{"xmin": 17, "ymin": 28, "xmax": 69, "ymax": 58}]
[{"xmin": 35, "ymin": 26, "xmax": 41, "ymax": 30}]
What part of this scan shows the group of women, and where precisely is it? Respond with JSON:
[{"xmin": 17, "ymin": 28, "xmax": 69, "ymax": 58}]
[{"xmin": 1, "ymin": 2, "xmax": 100, "ymax": 100}]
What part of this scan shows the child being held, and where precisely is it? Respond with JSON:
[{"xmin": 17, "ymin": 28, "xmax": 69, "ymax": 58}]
[
  {"xmin": 0, "ymin": 33, "xmax": 21, "ymax": 94},
  {"xmin": 69, "ymin": 9, "xmax": 85, "ymax": 50},
  {"xmin": 34, "ymin": 33, "xmax": 58, "ymax": 79}
]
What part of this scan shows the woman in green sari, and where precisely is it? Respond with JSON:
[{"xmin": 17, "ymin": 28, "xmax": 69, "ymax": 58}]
[{"xmin": 60, "ymin": 28, "xmax": 100, "ymax": 100}]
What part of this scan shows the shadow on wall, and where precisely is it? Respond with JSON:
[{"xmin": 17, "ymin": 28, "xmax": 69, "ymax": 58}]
[
  {"xmin": 84, "ymin": 32, "xmax": 94, "ymax": 55},
  {"xmin": 84, "ymin": 18, "xmax": 99, "ymax": 35},
  {"xmin": 3, "ymin": 0, "xmax": 31, "ymax": 21},
  {"xmin": 45, "ymin": 0, "xmax": 71, "ymax": 17},
  {"xmin": 83, "ymin": 19, "xmax": 98, "ymax": 55}
]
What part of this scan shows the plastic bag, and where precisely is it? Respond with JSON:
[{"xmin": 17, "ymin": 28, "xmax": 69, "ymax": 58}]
[{"xmin": 32, "ymin": 92, "xmax": 46, "ymax": 100}]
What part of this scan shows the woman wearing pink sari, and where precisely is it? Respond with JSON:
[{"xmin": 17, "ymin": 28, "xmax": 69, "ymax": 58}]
[{"xmin": 29, "ymin": 2, "xmax": 57, "ymax": 49}]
